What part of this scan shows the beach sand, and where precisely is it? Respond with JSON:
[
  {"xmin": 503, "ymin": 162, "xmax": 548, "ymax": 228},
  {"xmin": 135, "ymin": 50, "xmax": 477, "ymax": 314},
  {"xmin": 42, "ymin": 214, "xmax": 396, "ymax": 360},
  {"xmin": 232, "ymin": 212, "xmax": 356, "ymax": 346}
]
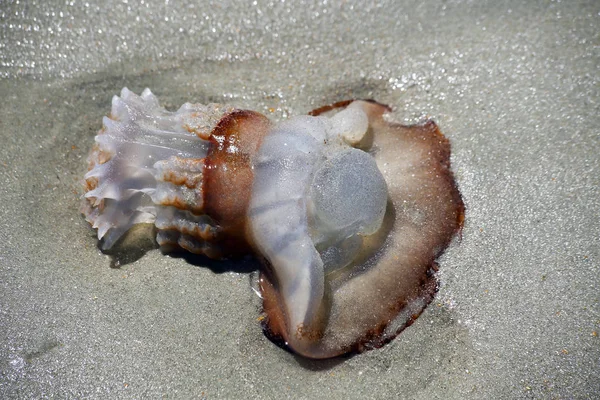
[{"xmin": 1, "ymin": 0, "xmax": 598, "ymax": 398}]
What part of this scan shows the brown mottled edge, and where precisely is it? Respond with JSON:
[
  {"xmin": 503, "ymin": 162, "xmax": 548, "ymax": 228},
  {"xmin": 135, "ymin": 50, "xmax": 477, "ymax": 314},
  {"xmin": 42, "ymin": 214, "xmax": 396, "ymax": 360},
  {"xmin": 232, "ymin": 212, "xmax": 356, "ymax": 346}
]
[
  {"xmin": 202, "ymin": 110, "xmax": 272, "ymax": 257},
  {"xmin": 261, "ymin": 100, "xmax": 465, "ymax": 358},
  {"xmin": 260, "ymin": 251, "xmax": 441, "ymax": 357},
  {"xmin": 350, "ymin": 116, "xmax": 464, "ymax": 354},
  {"xmin": 311, "ymin": 99, "xmax": 464, "ymax": 232},
  {"xmin": 308, "ymin": 99, "xmax": 393, "ymax": 117}
]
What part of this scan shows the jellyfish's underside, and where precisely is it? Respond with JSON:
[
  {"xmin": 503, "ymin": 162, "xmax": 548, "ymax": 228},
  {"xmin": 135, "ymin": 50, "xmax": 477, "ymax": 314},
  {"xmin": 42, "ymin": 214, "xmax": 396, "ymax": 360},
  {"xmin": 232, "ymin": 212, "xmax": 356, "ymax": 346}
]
[
  {"xmin": 258, "ymin": 101, "xmax": 464, "ymax": 359},
  {"xmin": 82, "ymin": 90, "xmax": 464, "ymax": 360}
]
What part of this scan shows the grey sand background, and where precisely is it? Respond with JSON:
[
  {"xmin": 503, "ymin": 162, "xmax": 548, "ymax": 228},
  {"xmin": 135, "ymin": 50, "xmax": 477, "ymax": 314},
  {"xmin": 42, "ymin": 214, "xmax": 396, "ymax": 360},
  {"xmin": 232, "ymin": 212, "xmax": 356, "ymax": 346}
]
[{"xmin": 0, "ymin": 0, "xmax": 598, "ymax": 398}]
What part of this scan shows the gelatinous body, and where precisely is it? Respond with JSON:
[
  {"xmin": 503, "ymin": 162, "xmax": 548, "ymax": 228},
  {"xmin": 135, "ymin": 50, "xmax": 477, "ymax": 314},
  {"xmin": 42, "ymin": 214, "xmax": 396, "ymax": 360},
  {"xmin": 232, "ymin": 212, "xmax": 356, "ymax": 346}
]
[{"xmin": 82, "ymin": 88, "xmax": 463, "ymax": 359}]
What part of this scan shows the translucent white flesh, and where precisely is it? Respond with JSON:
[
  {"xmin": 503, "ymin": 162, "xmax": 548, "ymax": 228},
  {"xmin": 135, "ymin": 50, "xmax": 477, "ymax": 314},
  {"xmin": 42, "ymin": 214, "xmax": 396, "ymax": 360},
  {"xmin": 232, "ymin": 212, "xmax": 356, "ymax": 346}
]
[
  {"xmin": 83, "ymin": 88, "xmax": 229, "ymax": 250},
  {"xmin": 84, "ymin": 91, "xmax": 389, "ymax": 340},
  {"xmin": 248, "ymin": 103, "xmax": 388, "ymax": 333}
]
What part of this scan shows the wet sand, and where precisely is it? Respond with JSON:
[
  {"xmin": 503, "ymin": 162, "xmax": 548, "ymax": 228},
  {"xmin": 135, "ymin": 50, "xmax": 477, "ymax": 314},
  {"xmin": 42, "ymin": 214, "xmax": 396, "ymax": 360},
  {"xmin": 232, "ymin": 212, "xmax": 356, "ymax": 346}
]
[{"xmin": 1, "ymin": 0, "xmax": 598, "ymax": 398}]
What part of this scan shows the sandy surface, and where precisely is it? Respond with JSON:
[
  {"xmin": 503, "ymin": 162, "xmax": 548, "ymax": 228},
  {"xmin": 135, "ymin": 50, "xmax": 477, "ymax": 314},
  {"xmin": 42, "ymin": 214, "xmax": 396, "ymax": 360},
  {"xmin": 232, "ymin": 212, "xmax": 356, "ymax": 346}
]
[{"xmin": 1, "ymin": 0, "xmax": 599, "ymax": 398}]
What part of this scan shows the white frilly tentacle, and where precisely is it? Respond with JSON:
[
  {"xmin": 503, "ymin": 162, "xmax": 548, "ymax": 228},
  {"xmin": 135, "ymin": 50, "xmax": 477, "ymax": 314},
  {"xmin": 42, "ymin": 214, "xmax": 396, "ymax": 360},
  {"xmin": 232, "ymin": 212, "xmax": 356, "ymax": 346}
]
[{"xmin": 82, "ymin": 88, "xmax": 230, "ymax": 250}]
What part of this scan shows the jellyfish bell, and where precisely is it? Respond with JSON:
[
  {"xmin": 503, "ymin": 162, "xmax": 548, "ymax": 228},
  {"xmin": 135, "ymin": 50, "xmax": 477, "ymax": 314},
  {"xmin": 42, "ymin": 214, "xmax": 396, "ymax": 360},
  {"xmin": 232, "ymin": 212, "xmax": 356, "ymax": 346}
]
[{"xmin": 82, "ymin": 89, "xmax": 463, "ymax": 359}]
